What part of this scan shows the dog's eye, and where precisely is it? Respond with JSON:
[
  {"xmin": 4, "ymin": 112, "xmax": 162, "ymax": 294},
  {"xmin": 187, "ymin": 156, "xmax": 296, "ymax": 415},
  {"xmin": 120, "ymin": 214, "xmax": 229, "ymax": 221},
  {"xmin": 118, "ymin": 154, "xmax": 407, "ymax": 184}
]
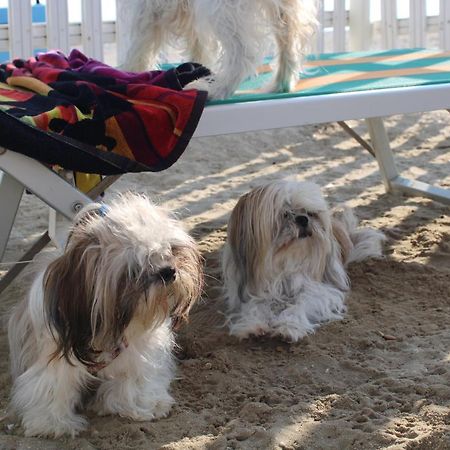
[
  {"xmin": 307, "ymin": 211, "xmax": 318, "ymax": 219},
  {"xmin": 283, "ymin": 211, "xmax": 291, "ymax": 219}
]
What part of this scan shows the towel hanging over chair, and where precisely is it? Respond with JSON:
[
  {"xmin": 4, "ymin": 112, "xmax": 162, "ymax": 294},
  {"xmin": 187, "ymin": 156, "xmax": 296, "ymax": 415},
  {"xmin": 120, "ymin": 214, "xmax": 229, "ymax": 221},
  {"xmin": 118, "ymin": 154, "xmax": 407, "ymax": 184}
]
[{"xmin": 0, "ymin": 49, "xmax": 209, "ymax": 175}]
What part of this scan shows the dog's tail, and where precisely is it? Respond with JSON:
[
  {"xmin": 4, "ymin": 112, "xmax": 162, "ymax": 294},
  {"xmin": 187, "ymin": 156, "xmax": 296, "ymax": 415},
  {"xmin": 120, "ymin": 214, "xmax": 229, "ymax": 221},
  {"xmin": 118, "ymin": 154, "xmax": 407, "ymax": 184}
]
[{"xmin": 332, "ymin": 206, "xmax": 386, "ymax": 265}]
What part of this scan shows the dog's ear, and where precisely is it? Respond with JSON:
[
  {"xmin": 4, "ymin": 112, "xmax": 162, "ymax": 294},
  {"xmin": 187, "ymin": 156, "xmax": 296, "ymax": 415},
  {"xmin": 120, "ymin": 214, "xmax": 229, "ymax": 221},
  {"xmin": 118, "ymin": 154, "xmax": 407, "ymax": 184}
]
[
  {"xmin": 331, "ymin": 218, "xmax": 354, "ymax": 265},
  {"xmin": 170, "ymin": 242, "xmax": 204, "ymax": 329},
  {"xmin": 64, "ymin": 203, "xmax": 105, "ymax": 248},
  {"xmin": 227, "ymin": 187, "xmax": 275, "ymax": 296},
  {"xmin": 322, "ymin": 217, "xmax": 353, "ymax": 292},
  {"xmin": 43, "ymin": 233, "xmax": 100, "ymax": 364},
  {"xmin": 44, "ymin": 231, "xmax": 142, "ymax": 365}
]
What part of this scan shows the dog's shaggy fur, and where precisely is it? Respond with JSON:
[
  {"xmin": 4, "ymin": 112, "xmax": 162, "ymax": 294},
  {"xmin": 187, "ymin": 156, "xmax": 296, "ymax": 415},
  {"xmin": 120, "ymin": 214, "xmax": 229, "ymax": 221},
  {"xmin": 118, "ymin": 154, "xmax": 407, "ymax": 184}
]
[
  {"xmin": 8, "ymin": 193, "xmax": 203, "ymax": 437},
  {"xmin": 223, "ymin": 180, "xmax": 385, "ymax": 342},
  {"xmin": 117, "ymin": 0, "xmax": 317, "ymax": 99}
]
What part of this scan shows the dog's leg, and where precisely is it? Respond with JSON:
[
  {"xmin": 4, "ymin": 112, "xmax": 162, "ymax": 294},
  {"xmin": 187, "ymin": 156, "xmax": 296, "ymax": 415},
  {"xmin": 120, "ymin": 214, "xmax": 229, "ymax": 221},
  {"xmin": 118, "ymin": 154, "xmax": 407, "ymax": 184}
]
[
  {"xmin": 271, "ymin": 0, "xmax": 317, "ymax": 93},
  {"xmin": 205, "ymin": 7, "xmax": 262, "ymax": 100},
  {"xmin": 92, "ymin": 323, "xmax": 175, "ymax": 421},
  {"xmin": 10, "ymin": 355, "xmax": 89, "ymax": 437},
  {"xmin": 271, "ymin": 0, "xmax": 302, "ymax": 93},
  {"xmin": 270, "ymin": 281, "xmax": 346, "ymax": 342},
  {"xmin": 189, "ymin": 35, "xmax": 207, "ymax": 63},
  {"xmin": 227, "ymin": 301, "xmax": 272, "ymax": 339},
  {"xmin": 208, "ymin": 38, "xmax": 255, "ymax": 99},
  {"xmin": 117, "ymin": 0, "xmax": 165, "ymax": 71},
  {"xmin": 120, "ymin": 25, "xmax": 164, "ymax": 72}
]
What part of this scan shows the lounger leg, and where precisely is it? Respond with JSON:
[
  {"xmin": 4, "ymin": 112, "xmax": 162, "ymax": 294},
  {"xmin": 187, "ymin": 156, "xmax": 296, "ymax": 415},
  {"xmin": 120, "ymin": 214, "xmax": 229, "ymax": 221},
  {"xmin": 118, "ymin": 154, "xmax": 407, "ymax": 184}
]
[
  {"xmin": 48, "ymin": 210, "xmax": 71, "ymax": 250},
  {"xmin": 0, "ymin": 149, "xmax": 121, "ymax": 293},
  {"xmin": 366, "ymin": 117, "xmax": 450, "ymax": 205},
  {"xmin": 0, "ymin": 170, "xmax": 24, "ymax": 262},
  {"xmin": 0, "ymin": 150, "xmax": 92, "ymax": 295},
  {"xmin": 47, "ymin": 174, "xmax": 120, "ymax": 250},
  {"xmin": 0, "ymin": 150, "xmax": 91, "ymax": 219},
  {"xmin": 365, "ymin": 117, "xmax": 399, "ymax": 192}
]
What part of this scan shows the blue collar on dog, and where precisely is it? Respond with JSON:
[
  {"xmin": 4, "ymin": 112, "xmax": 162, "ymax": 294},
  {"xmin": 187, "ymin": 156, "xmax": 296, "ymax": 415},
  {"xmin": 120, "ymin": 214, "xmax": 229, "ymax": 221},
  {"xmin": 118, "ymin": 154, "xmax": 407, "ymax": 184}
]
[{"xmin": 97, "ymin": 204, "xmax": 110, "ymax": 217}]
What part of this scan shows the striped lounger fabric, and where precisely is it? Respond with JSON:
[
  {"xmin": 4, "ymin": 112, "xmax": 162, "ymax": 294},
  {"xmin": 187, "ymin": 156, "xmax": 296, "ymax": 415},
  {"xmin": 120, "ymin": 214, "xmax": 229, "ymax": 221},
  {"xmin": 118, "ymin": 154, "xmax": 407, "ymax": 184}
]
[{"xmin": 208, "ymin": 48, "xmax": 450, "ymax": 105}]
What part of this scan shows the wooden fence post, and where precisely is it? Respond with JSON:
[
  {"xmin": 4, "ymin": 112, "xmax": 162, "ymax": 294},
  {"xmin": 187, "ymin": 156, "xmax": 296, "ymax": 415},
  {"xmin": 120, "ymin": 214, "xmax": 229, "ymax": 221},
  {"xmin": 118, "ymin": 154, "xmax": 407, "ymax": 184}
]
[{"xmin": 349, "ymin": 0, "xmax": 371, "ymax": 51}]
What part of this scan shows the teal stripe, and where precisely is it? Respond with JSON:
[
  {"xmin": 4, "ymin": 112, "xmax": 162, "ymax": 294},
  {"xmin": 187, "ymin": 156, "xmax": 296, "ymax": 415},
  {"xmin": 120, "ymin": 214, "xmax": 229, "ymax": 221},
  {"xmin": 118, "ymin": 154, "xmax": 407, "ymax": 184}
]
[
  {"xmin": 297, "ymin": 73, "xmax": 450, "ymax": 96},
  {"xmin": 306, "ymin": 48, "xmax": 428, "ymax": 61},
  {"xmin": 161, "ymin": 49, "xmax": 450, "ymax": 105},
  {"xmin": 208, "ymin": 73, "xmax": 450, "ymax": 105},
  {"xmin": 301, "ymin": 57, "xmax": 450, "ymax": 78}
]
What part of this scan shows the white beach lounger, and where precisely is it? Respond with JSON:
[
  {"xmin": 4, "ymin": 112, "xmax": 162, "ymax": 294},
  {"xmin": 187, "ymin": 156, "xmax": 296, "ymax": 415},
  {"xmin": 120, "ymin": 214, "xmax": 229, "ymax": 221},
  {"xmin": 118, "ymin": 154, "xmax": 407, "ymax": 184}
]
[{"xmin": 1, "ymin": 48, "xmax": 450, "ymax": 292}]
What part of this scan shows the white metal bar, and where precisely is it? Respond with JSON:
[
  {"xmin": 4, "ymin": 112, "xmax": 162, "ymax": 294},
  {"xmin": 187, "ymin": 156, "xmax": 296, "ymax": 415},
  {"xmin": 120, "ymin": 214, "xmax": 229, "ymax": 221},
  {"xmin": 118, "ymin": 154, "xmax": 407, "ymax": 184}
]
[
  {"xmin": 48, "ymin": 209, "xmax": 71, "ymax": 249},
  {"xmin": 333, "ymin": 0, "xmax": 346, "ymax": 52},
  {"xmin": 0, "ymin": 150, "xmax": 91, "ymax": 221},
  {"xmin": 409, "ymin": 0, "xmax": 427, "ymax": 47},
  {"xmin": 440, "ymin": 0, "xmax": 450, "ymax": 51},
  {"xmin": 8, "ymin": 0, "xmax": 33, "ymax": 59},
  {"xmin": 381, "ymin": 0, "xmax": 398, "ymax": 49},
  {"xmin": 46, "ymin": 0, "xmax": 70, "ymax": 53},
  {"xmin": 349, "ymin": 0, "xmax": 371, "ymax": 51},
  {"xmin": 0, "ymin": 170, "xmax": 24, "ymax": 261},
  {"xmin": 365, "ymin": 117, "xmax": 399, "ymax": 191},
  {"xmin": 81, "ymin": 0, "xmax": 103, "ymax": 60},
  {"xmin": 0, "ymin": 173, "xmax": 120, "ymax": 292},
  {"xmin": 194, "ymin": 84, "xmax": 450, "ymax": 138},
  {"xmin": 366, "ymin": 118, "xmax": 450, "ymax": 204},
  {"xmin": 391, "ymin": 177, "xmax": 450, "ymax": 205},
  {"xmin": 0, "ymin": 232, "xmax": 50, "ymax": 296}
]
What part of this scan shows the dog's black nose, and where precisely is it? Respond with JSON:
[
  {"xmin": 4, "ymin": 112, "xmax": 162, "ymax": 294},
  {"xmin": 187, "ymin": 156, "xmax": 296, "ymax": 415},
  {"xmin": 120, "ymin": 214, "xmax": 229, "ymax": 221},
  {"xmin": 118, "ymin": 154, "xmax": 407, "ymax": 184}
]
[
  {"xmin": 295, "ymin": 214, "xmax": 309, "ymax": 228},
  {"xmin": 159, "ymin": 266, "xmax": 176, "ymax": 282}
]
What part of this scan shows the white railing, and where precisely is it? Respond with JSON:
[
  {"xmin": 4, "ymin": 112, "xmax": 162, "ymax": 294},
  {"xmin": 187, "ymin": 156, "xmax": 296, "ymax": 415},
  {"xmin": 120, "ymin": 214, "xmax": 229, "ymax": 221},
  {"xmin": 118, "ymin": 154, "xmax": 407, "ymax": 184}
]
[
  {"xmin": 0, "ymin": 0, "xmax": 449, "ymax": 65},
  {"xmin": 1, "ymin": 0, "xmax": 108, "ymax": 61}
]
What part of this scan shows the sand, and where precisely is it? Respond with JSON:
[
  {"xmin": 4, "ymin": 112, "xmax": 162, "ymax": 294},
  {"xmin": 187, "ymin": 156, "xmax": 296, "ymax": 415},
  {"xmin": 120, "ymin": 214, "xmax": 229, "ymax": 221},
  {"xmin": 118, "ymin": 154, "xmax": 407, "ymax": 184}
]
[{"xmin": 0, "ymin": 110, "xmax": 449, "ymax": 449}]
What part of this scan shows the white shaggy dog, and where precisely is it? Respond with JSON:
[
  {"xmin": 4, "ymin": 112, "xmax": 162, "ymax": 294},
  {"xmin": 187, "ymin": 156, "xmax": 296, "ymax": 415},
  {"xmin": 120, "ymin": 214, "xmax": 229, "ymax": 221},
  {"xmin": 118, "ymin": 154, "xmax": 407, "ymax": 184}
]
[
  {"xmin": 8, "ymin": 193, "xmax": 203, "ymax": 437},
  {"xmin": 117, "ymin": 0, "xmax": 317, "ymax": 99},
  {"xmin": 222, "ymin": 180, "xmax": 385, "ymax": 342}
]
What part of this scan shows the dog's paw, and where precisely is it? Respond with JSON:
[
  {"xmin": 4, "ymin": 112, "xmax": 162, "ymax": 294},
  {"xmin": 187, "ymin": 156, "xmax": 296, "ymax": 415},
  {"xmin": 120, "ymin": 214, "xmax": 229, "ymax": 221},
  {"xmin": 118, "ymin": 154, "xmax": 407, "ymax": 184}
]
[
  {"xmin": 22, "ymin": 413, "xmax": 88, "ymax": 438},
  {"xmin": 261, "ymin": 75, "xmax": 296, "ymax": 94},
  {"xmin": 229, "ymin": 322, "xmax": 270, "ymax": 340},
  {"xmin": 152, "ymin": 396, "xmax": 175, "ymax": 419},
  {"xmin": 118, "ymin": 396, "xmax": 174, "ymax": 422},
  {"xmin": 183, "ymin": 76, "xmax": 214, "ymax": 94},
  {"xmin": 270, "ymin": 323, "xmax": 311, "ymax": 343},
  {"xmin": 93, "ymin": 394, "xmax": 174, "ymax": 422},
  {"xmin": 203, "ymin": 80, "xmax": 238, "ymax": 100}
]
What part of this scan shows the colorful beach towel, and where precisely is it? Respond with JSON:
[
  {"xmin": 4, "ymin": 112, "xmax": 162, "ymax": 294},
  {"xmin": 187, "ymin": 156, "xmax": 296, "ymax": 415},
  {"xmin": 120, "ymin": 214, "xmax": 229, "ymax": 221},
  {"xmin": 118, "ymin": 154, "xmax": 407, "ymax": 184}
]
[{"xmin": 0, "ymin": 50, "xmax": 209, "ymax": 174}]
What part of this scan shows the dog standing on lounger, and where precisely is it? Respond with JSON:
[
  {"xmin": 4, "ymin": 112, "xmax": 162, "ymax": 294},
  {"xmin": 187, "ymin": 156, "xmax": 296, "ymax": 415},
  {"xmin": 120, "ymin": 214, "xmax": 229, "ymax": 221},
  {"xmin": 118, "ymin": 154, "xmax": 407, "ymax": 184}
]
[
  {"xmin": 223, "ymin": 180, "xmax": 385, "ymax": 342},
  {"xmin": 8, "ymin": 193, "xmax": 203, "ymax": 437},
  {"xmin": 117, "ymin": 0, "xmax": 317, "ymax": 99}
]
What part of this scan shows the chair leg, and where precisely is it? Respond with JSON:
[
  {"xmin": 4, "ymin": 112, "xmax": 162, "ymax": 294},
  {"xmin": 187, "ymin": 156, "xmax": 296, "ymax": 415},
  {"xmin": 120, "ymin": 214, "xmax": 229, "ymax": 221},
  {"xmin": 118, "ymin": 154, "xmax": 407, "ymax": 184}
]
[
  {"xmin": 365, "ymin": 117, "xmax": 399, "ymax": 191},
  {"xmin": 48, "ymin": 209, "xmax": 71, "ymax": 250},
  {"xmin": 47, "ymin": 174, "xmax": 121, "ymax": 249},
  {"xmin": 366, "ymin": 117, "xmax": 450, "ymax": 205},
  {"xmin": 0, "ymin": 150, "xmax": 91, "ymax": 220},
  {"xmin": 0, "ymin": 232, "xmax": 50, "ymax": 296},
  {"xmin": 0, "ymin": 148, "xmax": 122, "ymax": 294},
  {"xmin": 0, "ymin": 170, "xmax": 24, "ymax": 262}
]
